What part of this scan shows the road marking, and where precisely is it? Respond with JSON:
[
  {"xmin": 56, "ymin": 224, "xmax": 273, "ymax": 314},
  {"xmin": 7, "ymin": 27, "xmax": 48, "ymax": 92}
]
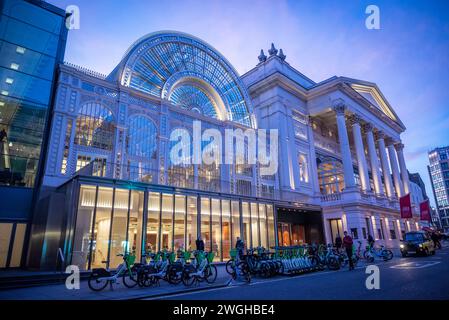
[{"xmin": 390, "ymin": 261, "xmax": 441, "ymax": 269}]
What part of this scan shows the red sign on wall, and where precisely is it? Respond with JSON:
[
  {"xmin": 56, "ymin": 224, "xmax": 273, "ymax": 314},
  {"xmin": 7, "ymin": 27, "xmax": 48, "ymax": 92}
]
[
  {"xmin": 419, "ymin": 200, "xmax": 431, "ymax": 221},
  {"xmin": 400, "ymin": 193, "xmax": 412, "ymax": 219}
]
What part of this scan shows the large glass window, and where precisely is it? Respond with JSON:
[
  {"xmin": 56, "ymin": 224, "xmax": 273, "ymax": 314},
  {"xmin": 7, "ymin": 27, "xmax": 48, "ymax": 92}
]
[
  {"xmin": 186, "ymin": 196, "xmax": 197, "ymax": 250},
  {"xmin": 174, "ymin": 195, "xmax": 186, "ymax": 251},
  {"xmin": 222, "ymin": 200, "xmax": 231, "ymax": 260},
  {"xmin": 9, "ymin": 223, "xmax": 26, "ymax": 267},
  {"xmin": 318, "ymin": 158, "xmax": 345, "ymax": 194},
  {"xmin": 0, "ymin": 223, "xmax": 13, "ymax": 268},
  {"xmin": 242, "ymin": 202, "xmax": 251, "ymax": 248},
  {"xmin": 211, "ymin": 198, "xmax": 221, "ymax": 261},
  {"xmin": 250, "ymin": 203, "xmax": 260, "ymax": 247},
  {"xmin": 128, "ymin": 191, "xmax": 144, "ymax": 262},
  {"xmin": 127, "ymin": 115, "xmax": 157, "ymax": 158},
  {"xmin": 75, "ymin": 103, "xmax": 114, "ymax": 151},
  {"xmin": 109, "ymin": 189, "xmax": 129, "ymax": 268},
  {"xmin": 259, "ymin": 204, "xmax": 268, "ymax": 248},
  {"xmin": 146, "ymin": 192, "xmax": 160, "ymax": 253},
  {"xmin": 231, "ymin": 201, "xmax": 241, "ymax": 246},
  {"xmin": 200, "ymin": 197, "xmax": 211, "ymax": 251},
  {"xmin": 72, "ymin": 185, "xmax": 96, "ymax": 270},
  {"xmin": 91, "ymin": 187, "xmax": 113, "ymax": 269},
  {"xmin": 161, "ymin": 194, "xmax": 173, "ymax": 250},
  {"xmin": 0, "ymin": 97, "xmax": 46, "ymax": 187},
  {"xmin": 267, "ymin": 204, "xmax": 276, "ymax": 249}
]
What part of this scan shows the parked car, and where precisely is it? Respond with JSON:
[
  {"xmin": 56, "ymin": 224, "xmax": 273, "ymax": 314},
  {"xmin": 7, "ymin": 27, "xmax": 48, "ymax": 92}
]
[{"xmin": 400, "ymin": 231, "xmax": 436, "ymax": 257}]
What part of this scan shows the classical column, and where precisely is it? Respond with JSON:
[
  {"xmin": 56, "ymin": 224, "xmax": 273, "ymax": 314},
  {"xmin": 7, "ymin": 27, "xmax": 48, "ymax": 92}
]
[
  {"xmin": 376, "ymin": 132, "xmax": 395, "ymax": 198},
  {"xmin": 349, "ymin": 114, "xmax": 371, "ymax": 192},
  {"xmin": 333, "ymin": 103, "xmax": 356, "ymax": 189},
  {"xmin": 395, "ymin": 142, "xmax": 410, "ymax": 195},
  {"xmin": 307, "ymin": 116, "xmax": 321, "ymax": 196},
  {"xmin": 387, "ymin": 141, "xmax": 405, "ymax": 197},
  {"xmin": 364, "ymin": 123, "xmax": 384, "ymax": 195}
]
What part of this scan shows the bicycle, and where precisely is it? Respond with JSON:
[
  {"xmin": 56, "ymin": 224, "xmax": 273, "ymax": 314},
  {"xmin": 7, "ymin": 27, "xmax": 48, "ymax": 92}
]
[
  {"xmin": 181, "ymin": 251, "xmax": 218, "ymax": 286},
  {"xmin": 309, "ymin": 244, "xmax": 340, "ymax": 270},
  {"xmin": 363, "ymin": 244, "xmax": 393, "ymax": 262},
  {"xmin": 88, "ymin": 253, "xmax": 138, "ymax": 291},
  {"xmin": 225, "ymin": 248, "xmax": 251, "ymax": 283},
  {"xmin": 338, "ymin": 241, "xmax": 362, "ymax": 268}
]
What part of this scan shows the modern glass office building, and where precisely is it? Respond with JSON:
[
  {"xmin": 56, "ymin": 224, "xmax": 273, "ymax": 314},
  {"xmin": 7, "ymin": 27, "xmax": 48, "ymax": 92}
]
[{"xmin": 0, "ymin": 0, "xmax": 67, "ymax": 268}]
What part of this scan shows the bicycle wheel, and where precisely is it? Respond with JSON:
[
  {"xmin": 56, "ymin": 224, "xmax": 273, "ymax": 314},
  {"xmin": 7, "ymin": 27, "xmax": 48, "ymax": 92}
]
[
  {"xmin": 225, "ymin": 259, "xmax": 235, "ymax": 275},
  {"xmin": 382, "ymin": 250, "xmax": 393, "ymax": 261},
  {"xmin": 182, "ymin": 268, "xmax": 196, "ymax": 286},
  {"xmin": 327, "ymin": 257, "xmax": 340, "ymax": 270},
  {"xmin": 167, "ymin": 265, "xmax": 182, "ymax": 284},
  {"xmin": 88, "ymin": 276, "xmax": 109, "ymax": 291},
  {"xmin": 237, "ymin": 261, "xmax": 251, "ymax": 283},
  {"xmin": 123, "ymin": 271, "xmax": 138, "ymax": 288},
  {"xmin": 259, "ymin": 262, "xmax": 271, "ymax": 278},
  {"xmin": 204, "ymin": 264, "xmax": 218, "ymax": 283}
]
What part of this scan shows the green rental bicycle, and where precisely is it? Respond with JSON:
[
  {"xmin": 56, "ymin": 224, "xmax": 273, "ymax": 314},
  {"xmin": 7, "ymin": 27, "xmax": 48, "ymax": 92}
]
[
  {"xmin": 88, "ymin": 254, "xmax": 138, "ymax": 291},
  {"xmin": 181, "ymin": 251, "xmax": 218, "ymax": 286}
]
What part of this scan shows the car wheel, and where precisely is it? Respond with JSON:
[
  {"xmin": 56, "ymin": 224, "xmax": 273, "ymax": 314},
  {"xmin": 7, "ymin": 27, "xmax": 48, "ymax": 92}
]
[
  {"xmin": 424, "ymin": 248, "xmax": 430, "ymax": 256},
  {"xmin": 432, "ymin": 249, "xmax": 436, "ymax": 255},
  {"xmin": 401, "ymin": 252, "xmax": 407, "ymax": 258}
]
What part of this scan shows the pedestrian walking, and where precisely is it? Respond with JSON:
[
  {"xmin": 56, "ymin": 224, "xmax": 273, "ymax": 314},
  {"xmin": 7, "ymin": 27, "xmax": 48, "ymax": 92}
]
[
  {"xmin": 235, "ymin": 237, "xmax": 244, "ymax": 258},
  {"xmin": 343, "ymin": 231, "xmax": 354, "ymax": 270},
  {"xmin": 431, "ymin": 232, "xmax": 441, "ymax": 249}
]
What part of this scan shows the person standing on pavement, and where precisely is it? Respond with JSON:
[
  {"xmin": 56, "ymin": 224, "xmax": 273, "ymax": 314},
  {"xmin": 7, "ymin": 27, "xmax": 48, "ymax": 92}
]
[
  {"xmin": 235, "ymin": 237, "xmax": 244, "ymax": 258},
  {"xmin": 196, "ymin": 236, "xmax": 205, "ymax": 252},
  {"xmin": 367, "ymin": 234, "xmax": 375, "ymax": 249},
  {"xmin": 343, "ymin": 231, "xmax": 354, "ymax": 270}
]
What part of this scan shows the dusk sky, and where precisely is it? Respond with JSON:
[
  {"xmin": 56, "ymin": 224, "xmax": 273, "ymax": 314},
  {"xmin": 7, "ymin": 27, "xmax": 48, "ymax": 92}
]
[{"xmin": 49, "ymin": 0, "xmax": 449, "ymax": 206}]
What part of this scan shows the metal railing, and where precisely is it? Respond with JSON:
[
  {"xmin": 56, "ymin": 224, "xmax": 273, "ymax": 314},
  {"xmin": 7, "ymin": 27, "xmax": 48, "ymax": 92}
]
[{"xmin": 75, "ymin": 161, "xmax": 281, "ymax": 200}]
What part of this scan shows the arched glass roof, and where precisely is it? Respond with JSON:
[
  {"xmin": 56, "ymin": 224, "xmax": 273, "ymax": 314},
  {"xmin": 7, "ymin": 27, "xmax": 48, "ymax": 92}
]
[
  {"xmin": 112, "ymin": 31, "xmax": 254, "ymax": 127},
  {"xmin": 168, "ymin": 85, "xmax": 218, "ymax": 119}
]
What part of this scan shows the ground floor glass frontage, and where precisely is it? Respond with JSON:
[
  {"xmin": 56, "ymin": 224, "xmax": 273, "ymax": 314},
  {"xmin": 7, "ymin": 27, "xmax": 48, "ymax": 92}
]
[{"xmin": 71, "ymin": 184, "xmax": 277, "ymax": 270}]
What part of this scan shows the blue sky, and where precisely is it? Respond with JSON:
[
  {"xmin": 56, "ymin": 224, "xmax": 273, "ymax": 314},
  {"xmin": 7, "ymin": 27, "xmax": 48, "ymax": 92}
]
[{"xmin": 49, "ymin": 0, "xmax": 449, "ymax": 206}]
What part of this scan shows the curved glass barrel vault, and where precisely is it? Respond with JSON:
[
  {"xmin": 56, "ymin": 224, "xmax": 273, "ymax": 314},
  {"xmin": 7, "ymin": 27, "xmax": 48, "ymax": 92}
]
[
  {"xmin": 72, "ymin": 184, "xmax": 276, "ymax": 270},
  {"xmin": 116, "ymin": 32, "xmax": 254, "ymax": 127}
]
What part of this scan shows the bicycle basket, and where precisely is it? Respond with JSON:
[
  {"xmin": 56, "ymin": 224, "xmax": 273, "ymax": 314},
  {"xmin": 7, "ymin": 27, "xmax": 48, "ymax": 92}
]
[
  {"xmin": 183, "ymin": 251, "xmax": 191, "ymax": 261},
  {"xmin": 169, "ymin": 252, "xmax": 176, "ymax": 264},
  {"xmin": 197, "ymin": 251, "xmax": 205, "ymax": 263},
  {"xmin": 125, "ymin": 255, "xmax": 136, "ymax": 265},
  {"xmin": 207, "ymin": 252, "xmax": 215, "ymax": 263},
  {"xmin": 230, "ymin": 248, "xmax": 237, "ymax": 259}
]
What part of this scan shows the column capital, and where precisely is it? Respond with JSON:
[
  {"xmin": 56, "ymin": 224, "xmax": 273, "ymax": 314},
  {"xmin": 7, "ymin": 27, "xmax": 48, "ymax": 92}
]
[
  {"xmin": 375, "ymin": 130, "xmax": 385, "ymax": 141},
  {"xmin": 332, "ymin": 99, "xmax": 346, "ymax": 115},
  {"xmin": 385, "ymin": 138, "xmax": 398, "ymax": 147},
  {"xmin": 362, "ymin": 122, "xmax": 374, "ymax": 133},
  {"xmin": 395, "ymin": 142, "xmax": 405, "ymax": 152},
  {"xmin": 348, "ymin": 114, "xmax": 363, "ymax": 126}
]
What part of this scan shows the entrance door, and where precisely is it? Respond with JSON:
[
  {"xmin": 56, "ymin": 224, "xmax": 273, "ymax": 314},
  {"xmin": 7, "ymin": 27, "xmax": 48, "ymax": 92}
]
[
  {"xmin": 329, "ymin": 219, "xmax": 343, "ymax": 244},
  {"xmin": 277, "ymin": 223, "xmax": 291, "ymax": 246}
]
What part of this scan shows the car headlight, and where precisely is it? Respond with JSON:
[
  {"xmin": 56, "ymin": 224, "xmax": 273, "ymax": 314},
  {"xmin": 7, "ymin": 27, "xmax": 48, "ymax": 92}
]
[
  {"xmin": 419, "ymin": 244, "xmax": 423, "ymax": 248},
  {"xmin": 400, "ymin": 244, "xmax": 404, "ymax": 249}
]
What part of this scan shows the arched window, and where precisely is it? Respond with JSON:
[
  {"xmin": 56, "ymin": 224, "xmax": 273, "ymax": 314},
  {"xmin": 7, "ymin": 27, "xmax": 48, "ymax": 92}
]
[
  {"xmin": 127, "ymin": 115, "xmax": 157, "ymax": 158},
  {"xmin": 75, "ymin": 103, "xmax": 114, "ymax": 150},
  {"xmin": 317, "ymin": 158, "xmax": 344, "ymax": 194},
  {"xmin": 126, "ymin": 115, "xmax": 158, "ymax": 183}
]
